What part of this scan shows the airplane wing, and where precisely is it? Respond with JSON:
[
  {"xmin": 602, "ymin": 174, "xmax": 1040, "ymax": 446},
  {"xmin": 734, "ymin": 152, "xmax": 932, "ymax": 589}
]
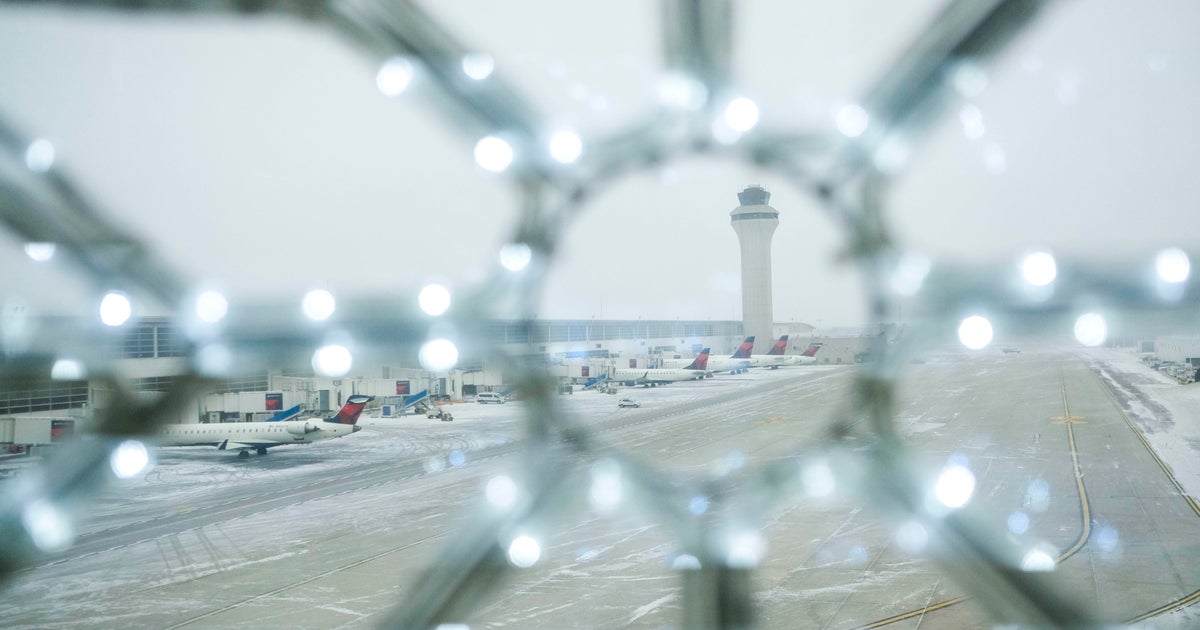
[
  {"xmin": 632, "ymin": 371, "xmax": 661, "ymax": 384},
  {"xmin": 223, "ymin": 440, "xmax": 284, "ymax": 450}
]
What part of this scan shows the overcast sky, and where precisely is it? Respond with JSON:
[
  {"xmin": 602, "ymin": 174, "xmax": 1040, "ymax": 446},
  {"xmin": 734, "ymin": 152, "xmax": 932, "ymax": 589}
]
[{"xmin": 0, "ymin": 1, "xmax": 1197, "ymax": 329}]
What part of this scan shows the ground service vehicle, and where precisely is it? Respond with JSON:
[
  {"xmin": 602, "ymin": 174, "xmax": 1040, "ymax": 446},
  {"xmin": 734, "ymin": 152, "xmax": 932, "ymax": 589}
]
[{"xmin": 427, "ymin": 407, "xmax": 454, "ymax": 421}]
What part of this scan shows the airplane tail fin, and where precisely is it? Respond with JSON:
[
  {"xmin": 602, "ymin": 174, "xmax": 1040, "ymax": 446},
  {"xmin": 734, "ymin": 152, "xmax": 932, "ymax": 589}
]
[
  {"xmin": 767, "ymin": 335, "xmax": 789, "ymax": 355},
  {"xmin": 685, "ymin": 348, "xmax": 710, "ymax": 371},
  {"xmin": 801, "ymin": 342, "xmax": 823, "ymax": 357},
  {"xmin": 326, "ymin": 395, "xmax": 374, "ymax": 425},
  {"xmin": 731, "ymin": 336, "xmax": 755, "ymax": 359}
]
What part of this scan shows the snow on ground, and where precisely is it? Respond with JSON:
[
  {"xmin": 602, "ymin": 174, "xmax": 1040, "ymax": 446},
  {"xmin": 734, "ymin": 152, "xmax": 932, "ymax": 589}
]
[
  {"xmin": 62, "ymin": 366, "xmax": 845, "ymax": 536},
  {"xmin": 365, "ymin": 364, "xmax": 845, "ymax": 435},
  {"xmin": 1080, "ymin": 347, "xmax": 1200, "ymax": 500},
  {"xmin": 21, "ymin": 352, "xmax": 1198, "ymax": 547},
  {"xmin": 0, "ymin": 365, "xmax": 854, "ymax": 628},
  {"xmin": 10, "ymin": 353, "xmax": 1200, "ymax": 627}
]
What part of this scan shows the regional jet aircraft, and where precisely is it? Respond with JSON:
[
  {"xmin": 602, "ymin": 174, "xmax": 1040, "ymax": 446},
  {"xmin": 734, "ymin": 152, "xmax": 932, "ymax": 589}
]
[
  {"xmin": 662, "ymin": 338, "xmax": 753, "ymax": 374},
  {"xmin": 611, "ymin": 349, "xmax": 710, "ymax": 386},
  {"xmin": 784, "ymin": 341, "xmax": 824, "ymax": 365},
  {"xmin": 727, "ymin": 334, "xmax": 786, "ymax": 368},
  {"xmin": 156, "ymin": 395, "xmax": 373, "ymax": 457},
  {"xmin": 738, "ymin": 335, "xmax": 813, "ymax": 368}
]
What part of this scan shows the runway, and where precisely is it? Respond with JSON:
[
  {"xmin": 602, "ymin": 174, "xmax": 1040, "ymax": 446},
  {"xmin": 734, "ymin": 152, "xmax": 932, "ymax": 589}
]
[{"xmin": 2, "ymin": 349, "xmax": 1199, "ymax": 628}]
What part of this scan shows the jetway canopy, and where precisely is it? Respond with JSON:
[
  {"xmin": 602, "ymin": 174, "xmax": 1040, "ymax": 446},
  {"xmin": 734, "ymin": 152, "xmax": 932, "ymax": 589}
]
[{"xmin": 0, "ymin": 417, "xmax": 76, "ymax": 445}]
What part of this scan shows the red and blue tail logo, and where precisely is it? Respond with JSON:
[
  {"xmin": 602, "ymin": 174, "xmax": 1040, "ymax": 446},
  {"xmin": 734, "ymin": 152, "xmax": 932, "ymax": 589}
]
[
  {"xmin": 731, "ymin": 336, "xmax": 755, "ymax": 359},
  {"xmin": 801, "ymin": 342, "xmax": 823, "ymax": 357},
  {"xmin": 767, "ymin": 335, "xmax": 790, "ymax": 356},
  {"xmin": 685, "ymin": 348, "xmax": 710, "ymax": 371},
  {"xmin": 327, "ymin": 395, "xmax": 374, "ymax": 425}
]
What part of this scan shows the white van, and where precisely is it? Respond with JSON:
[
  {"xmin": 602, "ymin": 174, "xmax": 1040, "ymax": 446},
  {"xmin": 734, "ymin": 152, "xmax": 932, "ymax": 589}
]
[{"xmin": 477, "ymin": 392, "xmax": 506, "ymax": 404}]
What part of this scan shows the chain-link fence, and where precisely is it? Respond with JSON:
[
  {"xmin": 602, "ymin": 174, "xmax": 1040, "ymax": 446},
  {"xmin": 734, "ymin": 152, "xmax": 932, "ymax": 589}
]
[{"xmin": 1, "ymin": 1, "xmax": 1198, "ymax": 628}]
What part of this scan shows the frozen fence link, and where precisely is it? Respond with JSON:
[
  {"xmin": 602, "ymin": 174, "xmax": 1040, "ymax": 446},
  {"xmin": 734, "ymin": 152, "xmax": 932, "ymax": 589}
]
[{"xmin": 0, "ymin": 1, "xmax": 1194, "ymax": 628}]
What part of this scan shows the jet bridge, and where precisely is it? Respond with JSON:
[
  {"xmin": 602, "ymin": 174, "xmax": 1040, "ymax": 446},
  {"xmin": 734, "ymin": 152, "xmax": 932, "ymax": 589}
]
[
  {"xmin": 0, "ymin": 417, "xmax": 76, "ymax": 447},
  {"xmin": 402, "ymin": 390, "xmax": 428, "ymax": 409},
  {"xmin": 381, "ymin": 390, "xmax": 429, "ymax": 416}
]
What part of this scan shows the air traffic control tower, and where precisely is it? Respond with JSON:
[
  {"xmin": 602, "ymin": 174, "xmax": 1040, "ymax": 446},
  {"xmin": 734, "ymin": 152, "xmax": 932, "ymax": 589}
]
[{"xmin": 730, "ymin": 185, "xmax": 779, "ymax": 354}]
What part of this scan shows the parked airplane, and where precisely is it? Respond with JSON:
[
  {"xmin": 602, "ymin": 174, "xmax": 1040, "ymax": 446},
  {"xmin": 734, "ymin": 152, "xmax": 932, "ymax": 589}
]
[
  {"xmin": 745, "ymin": 335, "xmax": 797, "ymax": 369},
  {"xmin": 749, "ymin": 336, "xmax": 824, "ymax": 367},
  {"xmin": 727, "ymin": 334, "xmax": 785, "ymax": 368},
  {"xmin": 785, "ymin": 341, "xmax": 824, "ymax": 365},
  {"xmin": 612, "ymin": 349, "xmax": 709, "ymax": 386},
  {"xmin": 662, "ymin": 337, "xmax": 753, "ymax": 374},
  {"xmin": 156, "ymin": 395, "xmax": 374, "ymax": 458}
]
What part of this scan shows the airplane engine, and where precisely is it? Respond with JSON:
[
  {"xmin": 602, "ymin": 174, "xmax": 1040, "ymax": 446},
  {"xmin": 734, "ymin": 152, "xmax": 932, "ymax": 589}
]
[{"xmin": 286, "ymin": 422, "xmax": 320, "ymax": 436}]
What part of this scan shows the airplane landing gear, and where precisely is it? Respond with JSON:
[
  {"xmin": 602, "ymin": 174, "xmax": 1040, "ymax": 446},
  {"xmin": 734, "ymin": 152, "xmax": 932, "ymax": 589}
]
[{"xmin": 238, "ymin": 450, "xmax": 249, "ymax": 459}]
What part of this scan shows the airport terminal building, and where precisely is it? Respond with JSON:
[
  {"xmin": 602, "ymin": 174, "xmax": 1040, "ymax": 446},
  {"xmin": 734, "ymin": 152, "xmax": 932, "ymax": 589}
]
[{"xmin": 0, "ymin": 317, "xmax": 862, "ymax": 431}]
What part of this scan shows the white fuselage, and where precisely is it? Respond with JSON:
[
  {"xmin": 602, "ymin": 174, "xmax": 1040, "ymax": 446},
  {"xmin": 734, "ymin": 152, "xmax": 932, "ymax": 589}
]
[
  {"xmin": 749, "ymin": 354, "xmax": 789, "ymax": 368},
  {"xmin": 156, "ymin": 419, "xmax": 359, "ymax": 450},
  {"xmin": 661, "ymin": 356, "xmax": 750, "ymax": 373},
  {"xmin": 611, "ymin": 367, "xmax": 705, "ymax": 384}
]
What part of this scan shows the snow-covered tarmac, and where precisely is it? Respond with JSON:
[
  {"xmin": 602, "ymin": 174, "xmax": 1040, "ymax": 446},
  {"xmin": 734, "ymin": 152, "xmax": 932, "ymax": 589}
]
[
  {"xmin": 4, "ymin": 350, "xmax": 1200, "ymax": 628},
  {"xmin": 1081, "ymin": 348, "xmax": 1200, "ymax": 500}
]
